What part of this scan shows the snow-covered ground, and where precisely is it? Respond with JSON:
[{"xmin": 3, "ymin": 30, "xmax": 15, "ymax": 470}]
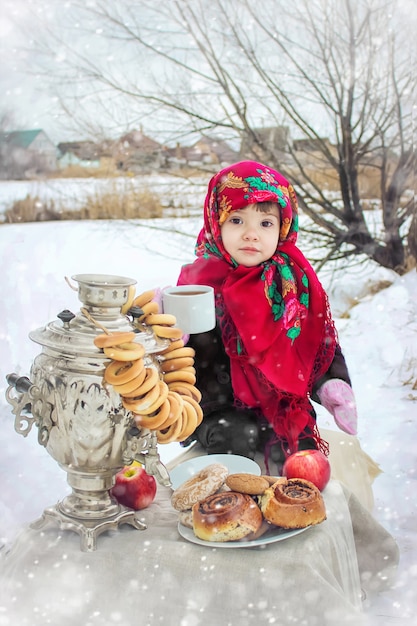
[
  {"xmin": 0, "ymin": 174, "xmax": 208, "ymax": 217},
  {"xmin": 0, "ymin": 199, "xmax": 416, "ymax": 624}
]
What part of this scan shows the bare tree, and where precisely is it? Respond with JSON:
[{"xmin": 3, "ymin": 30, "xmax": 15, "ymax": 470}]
[
  {"xmin": 0, "ymin": 111, "xmax": 14, "ymax": 179},
  {"xmin": 28, "ymin": 0, "xmax": 416, "ymax": 273}
]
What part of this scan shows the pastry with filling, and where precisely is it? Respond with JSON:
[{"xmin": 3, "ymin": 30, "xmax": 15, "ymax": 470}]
[
  {"xmin": 260, "ymin": 477, "xmax": 326, "ymax": 529},
  {"xmin": 192, "ymin": 491, "xmax": 263, "ymax": 542}
]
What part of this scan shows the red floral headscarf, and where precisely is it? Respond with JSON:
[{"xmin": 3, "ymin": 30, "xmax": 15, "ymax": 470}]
[{"xmin": 178, "ymin": 161, "xmax": 337, "ymax": 455}]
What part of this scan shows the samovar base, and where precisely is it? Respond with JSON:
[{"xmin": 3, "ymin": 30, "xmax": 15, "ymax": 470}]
[{"xmin": 31, "ymin": 504, "xmax": 147, "ymax": 552}]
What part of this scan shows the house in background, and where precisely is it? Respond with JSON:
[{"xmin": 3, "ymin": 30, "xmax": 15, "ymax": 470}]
[
  {"xmin": 239, "ymin": 126, "xmax": 291, "ymax": 164},
  {"xmin": 170, "ymin": 136, "xmax": 238, "ymax": 168},
  {"xmin": 112, "ymin": 129, "xmax": 164, "ymax": 171},
  {"xmin": 185, "ymin": 136, "xmax": 238, "ymax": 166},
  {"xmin": 57, "ymin": 141, "xmax": 101, "ymax": 169},
  {"xmin": 0, "ymin": 129, "xmax": 57, "ymax": 179},
  {"xmin": 292, "ymin": 137, "xmax": 337, "ymax": 163}
]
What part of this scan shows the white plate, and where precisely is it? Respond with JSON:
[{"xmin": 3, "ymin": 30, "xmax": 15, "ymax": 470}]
[
  {"xmin": 177, "ymin": 522, "xmax": 311, "ymax": 548},
  {"xmin": 169, "ymin": 454, "xmax": 261, "ymax": 490}
]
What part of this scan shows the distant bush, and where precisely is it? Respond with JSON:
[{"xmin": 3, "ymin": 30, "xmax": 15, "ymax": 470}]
[
  {"xmin": 4, "ymin": 195, "xmax": 59, "ymax": 223},
  {"xmin": 3, "ymin": 186, "xmax": 164, "ymax": 223},
  {"xmin": 78, "ymin": 186, "xmax": 163, "ymax": 220},
  {"xmin": 49, "ymin": 164, "xmax": 119, "ymax": 179}
]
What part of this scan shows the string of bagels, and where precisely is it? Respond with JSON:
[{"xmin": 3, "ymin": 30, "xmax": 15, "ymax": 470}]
[{"xmin": 85, "ymin": 287, "xmax": 203, "ymax": 444}]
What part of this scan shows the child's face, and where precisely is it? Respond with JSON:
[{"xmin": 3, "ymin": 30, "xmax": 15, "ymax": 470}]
[{"xmin": 220, "ymin": 203, "xmax": 280, "ymax": 267}]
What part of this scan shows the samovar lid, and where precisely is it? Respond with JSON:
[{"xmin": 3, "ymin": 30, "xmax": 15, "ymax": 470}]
[{"xmin": 29, "ymin": 273, "xmax": 167, "ymax": 356}]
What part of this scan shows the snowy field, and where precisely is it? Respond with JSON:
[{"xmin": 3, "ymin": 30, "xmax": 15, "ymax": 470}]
[
  {"xmin": 0, "ymin": 179, "xmax": 416, "ymax": 624},
  {"xmin": 0, "ymin": 174, "xmax": 208, "ymax": 217}
]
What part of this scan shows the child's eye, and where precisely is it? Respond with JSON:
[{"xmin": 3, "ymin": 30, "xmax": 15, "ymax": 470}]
[
  {"xmin": 229, "ymin": 216, "xmax": 242, "ymax": 224},
  {"xmin": 261, "ymin": 219, "xmax": 274, "ymax": 228}
]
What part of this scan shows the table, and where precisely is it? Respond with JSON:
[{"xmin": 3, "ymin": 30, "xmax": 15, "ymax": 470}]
[{"xmin": 0, "ymin": 449, "xmax": 398, "ymax": 626}]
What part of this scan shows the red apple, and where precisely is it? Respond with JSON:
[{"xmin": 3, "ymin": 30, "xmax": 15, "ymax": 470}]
[
  {"xmin": 282, "ymin": 449, "xmax": 331, "ymax": 491},
  {"xmin": 111, "ymin": 464, "xmax": 157, "ymax": 510}
]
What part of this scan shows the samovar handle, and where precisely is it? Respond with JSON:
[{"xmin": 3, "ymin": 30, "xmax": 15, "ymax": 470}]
[
  {"xmin": 6, "ymin": 373, "xmax": 33, "ymax": 393},
  {"xmin": 5, "ymin": 373, "xmax": 42, "ymax": 438}
]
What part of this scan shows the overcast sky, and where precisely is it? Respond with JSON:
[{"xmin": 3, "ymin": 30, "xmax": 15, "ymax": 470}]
[
  {"xmin": 1, "ymin": 0, "xmax": 417, "ymax": 144},
  {"xmin": 1, "ymin": 0, "xmax": 87, "ymax": 141},
  {"xmin": 1, "ymin": 1, "xmax": 56, "ymax": 137}
]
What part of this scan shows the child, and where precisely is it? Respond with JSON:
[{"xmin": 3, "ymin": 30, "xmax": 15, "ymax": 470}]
[{"xmin": 176, "ymin": 160, "xmax": 358, "ymax": 468}]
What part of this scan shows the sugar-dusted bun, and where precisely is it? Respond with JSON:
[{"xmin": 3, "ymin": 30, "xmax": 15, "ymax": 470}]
[
  {"xmin": 171, "ymin": 463, "xmax": 229, "ymax": 511},
  {"xmin": 192, "ymin": 492, "xmax": 263, "ymax": 542},
  {"xmin": 178, "ymin": 509, "xmax": 193, "ymax": 529},
  {"xmin": 260, "ymin": 477, "xmax": 326, "ymax": 529}
]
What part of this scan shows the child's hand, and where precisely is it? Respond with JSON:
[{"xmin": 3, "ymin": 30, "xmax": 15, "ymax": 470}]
[
  {"xmin": 317, "ymin": 379, "xmax": 358, "ymax": 436},
  {"xmin": 152, "ymin": 287, "xmax": 164, "ymax": 310}
]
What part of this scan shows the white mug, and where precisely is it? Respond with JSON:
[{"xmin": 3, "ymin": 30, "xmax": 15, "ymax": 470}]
[{"xmin": 162, "ymin": 285, "xmax": 215, "ymax": 334}]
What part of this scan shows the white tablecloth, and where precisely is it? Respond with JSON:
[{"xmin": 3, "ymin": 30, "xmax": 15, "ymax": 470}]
[{"xmin": 0, "ymin": 463, "xmax": 398, "ymax": 626}]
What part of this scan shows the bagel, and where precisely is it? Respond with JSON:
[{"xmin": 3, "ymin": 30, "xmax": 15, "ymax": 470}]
[
  {"xmin": 111, "ymin": 365, "xmax": 147, "ymax": 395},
  {"xmin": 103, "ymin": 341, "xmax": 146, "ymax": 362},
  {"xmin": 122, "ymin": 366, "xmax": 159, "ymax": 398},
  {"xmin": 132, "ymin": 380, "xmax": 169, "ymax": 416},
  {"xmin": 145, "ymin": 313, "xmax": 177, "ymax": 326},
  {"xmin": 182, "ymin": 395, "xmax": 203, "ymax": 426},
  {"xmin": 114, "ymin": 366, "xmax": 148, "ymax": 397},
  {"xmin": 133, "ymin": 395, "xmax": 172, "ymax": 430},
  {"xmin": 137, "ymin": 301, "xmax": 159, "ymax": 319},
  {"xmin": 133, "ymin": 409, "xmax": 168, "ymax": 431},
  {"xmin": 104, "ymin": 358, "xmax": 144, "ymax": 385},
  {"xmin": 160, "ymin": 356, "xmax": 195, "ymax": 373},
  {"xmin": 134, "ymin": 397, "xmax": 170, "ymax": 429},
  {"xmin": 177, "ymin": 401, "xmax": 199, "ymax": 441},
  {"xmin": 167, "ymin": 382, "xmax": 194, "ymax": 399},
  {"xmin": 153, "ymin": 397, "xmax": 171, "ymax": 425},
  {"xmin": 157, "ymin": 391, "xmax": 184, "ymax": 429},
  {"xmin": 122, "ymin": 378, "xmax": 161, "ymax": 413},
  {"xmin": 94, "ymin": 332, "xmax": 136, "ymax": 349},
  {"xmin": 121, "ymin": 285, "xmax": 136, "ymax": 315},
  {"xmin": 167, "ymin": 382, "xmax": 202, "ymax": 403},
  {"xmin": 160, "ymin": 346, "xmax": 195, "ymax": 360},
  {"xmin": 152, "ymin": 325, "xmax": 183, "ymax": 340},
  {"xmin": 133, "ymin": 290, "xmax": 156, "ymax": 309},
  {"xmin": 156, "ymin": 411, "xmax": 185, "ymax": 443},
  {"xmin": 163, "ymin": 369, "xmax": 197, "ymax": 385},
  {"xmin": 159, "ymin": 339, "xmax": 185, "ymax": 354}
]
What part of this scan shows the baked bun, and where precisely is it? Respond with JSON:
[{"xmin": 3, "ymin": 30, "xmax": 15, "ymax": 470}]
[
  {"xmin": 260, "ymin": 477, "xmax": 326, "ymax": 529},
  {"xmin": 225, "ymin": 473, "xmax": 270, "ymax": 495},
  {"xmin": 192, "ymin": 491, "xmax": 263, "ymax": 542},
  {"xmin": 261, "ymin": 474, "xmax": 280, "ymax": 486},
  {"xmin": 171, "ymin": 463, "xmax": 229, "ymax": 511},
  {"xmin": 178, "ymin": 509, "xmax": 193, "ymax": 529}
]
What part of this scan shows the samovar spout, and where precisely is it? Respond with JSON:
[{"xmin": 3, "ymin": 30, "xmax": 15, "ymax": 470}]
[
  {"xmin": 144, "ymin": 453, "xmax": 171, "ymax": 487},
  {"xmin": 143, "ymin": 432, "xmax": 172, "ymax": 487},
  {"xmin": 124, "ymin": 427, "xmax": 172, "ymax": 487}
]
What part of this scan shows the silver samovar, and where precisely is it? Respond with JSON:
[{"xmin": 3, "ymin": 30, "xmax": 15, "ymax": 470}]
[{"xmin": 5, "ymin": 273, "xmax": 172, "ymax": 551}]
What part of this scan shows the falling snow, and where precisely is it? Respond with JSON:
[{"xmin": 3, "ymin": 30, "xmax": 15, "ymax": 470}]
[{"xmin": 0, "ymin": 210, "xmax": 416, "ymax": 625}]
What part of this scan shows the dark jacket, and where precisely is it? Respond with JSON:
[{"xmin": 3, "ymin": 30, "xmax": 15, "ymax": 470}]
[
  {"xmin": 187, "ymin": 324, "xmax": 351, "ymax": 415},
  {"xmin": 184, "ymin": 325, "xmax": 352, "ymax": 460}
]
